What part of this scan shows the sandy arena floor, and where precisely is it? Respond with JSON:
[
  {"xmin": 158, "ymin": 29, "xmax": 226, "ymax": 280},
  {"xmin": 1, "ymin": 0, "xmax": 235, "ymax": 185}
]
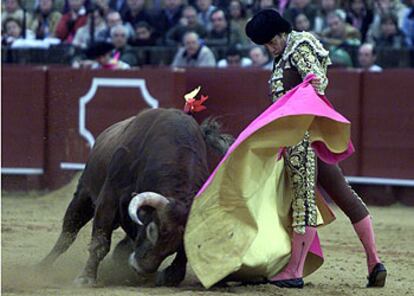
[{"xmin": 2, "ymin": 176, "xmax": 413, "ymax": 296}]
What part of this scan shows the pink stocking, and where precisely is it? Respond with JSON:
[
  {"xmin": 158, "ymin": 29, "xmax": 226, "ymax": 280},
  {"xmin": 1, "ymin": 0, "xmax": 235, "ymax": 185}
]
[
  {"xmin": 353, "ymin": 215, "xmax": 381, "ymax": 273},
  {"xmin": 271, "ymin": 226, "xmax": 317, "ymax": 281}
]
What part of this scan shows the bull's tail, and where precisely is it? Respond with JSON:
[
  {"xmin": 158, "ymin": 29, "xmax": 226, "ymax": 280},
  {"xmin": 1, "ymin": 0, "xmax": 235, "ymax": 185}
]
[{"xmin": 200, "ymin": 117, "xmax": 234, "ymax": 156}]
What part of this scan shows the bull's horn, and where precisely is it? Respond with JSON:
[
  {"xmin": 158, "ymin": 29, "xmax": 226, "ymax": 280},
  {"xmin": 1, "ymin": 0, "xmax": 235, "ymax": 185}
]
[{"xmin": 128, "ymin": 192, "xmax": 170, "ymax": 225}]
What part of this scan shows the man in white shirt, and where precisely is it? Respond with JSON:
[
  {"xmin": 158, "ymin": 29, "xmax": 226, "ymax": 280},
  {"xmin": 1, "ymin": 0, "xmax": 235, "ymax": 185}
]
[
  {"xmin": 358, "ymin": 43, "xmax": 383, "ymax": 72},
  {"xmin": 217, "ymin": 45, "xmax": 252, "ymax": 68},
  {"xmin": 248, "ymin": 46, "xmax": 273, "ymax": 70},
  {"xmin": 171, "ymin": 31, "xmax": 216, "ymax": 68}
]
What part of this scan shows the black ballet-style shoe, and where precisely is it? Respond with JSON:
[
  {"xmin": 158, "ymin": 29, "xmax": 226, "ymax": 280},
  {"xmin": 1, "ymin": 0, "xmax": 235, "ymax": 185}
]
[
  {"xmin": 270, "ymin": 278, "xmax": 304, "ymax": 288},
  {"xmin": 367, "ymin": 263, "xmax": 387, "ymax": 288}
]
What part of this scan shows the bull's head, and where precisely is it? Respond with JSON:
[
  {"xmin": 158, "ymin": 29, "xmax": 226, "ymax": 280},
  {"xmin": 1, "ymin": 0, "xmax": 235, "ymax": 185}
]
[{"xmin": 127, "ymin": 192, "xmax": 187, "ymax": 274}]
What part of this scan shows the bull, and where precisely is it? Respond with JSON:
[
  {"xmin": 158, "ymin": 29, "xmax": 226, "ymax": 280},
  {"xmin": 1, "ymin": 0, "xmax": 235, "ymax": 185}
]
[{"xmin": 39, "ymin": 108, "xmax": 232, "ymax": 287}]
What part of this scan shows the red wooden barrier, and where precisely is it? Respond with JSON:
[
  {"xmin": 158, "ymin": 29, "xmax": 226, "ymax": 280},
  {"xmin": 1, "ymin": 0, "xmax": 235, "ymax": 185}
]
[
  {"xmin": 361, "ymin": 69, "xmax": 414, "ymax": 179},
  {"xmin": 326, "ymin": 69, "xmax": 362, "ymax": 176},
  {"xmin": 1, "ymin": 66, "xmax": 47, "ymax": 190},
  {"xmin": 45, "ymin": 68, "xmax": 186, "ymax": 188},
  {"xmin": 186, "ymin": 68, "xmax": 271, "ymax": 135},
  {"xmin": 1, "ymin": 66, "xmax": 413, "ymax": 205}
]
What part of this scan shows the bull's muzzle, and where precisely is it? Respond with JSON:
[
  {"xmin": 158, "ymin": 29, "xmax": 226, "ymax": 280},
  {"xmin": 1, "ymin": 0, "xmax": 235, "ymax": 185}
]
[{"xmin": 128, "ymin": 252, "xmax": 145, "ymax": 274}]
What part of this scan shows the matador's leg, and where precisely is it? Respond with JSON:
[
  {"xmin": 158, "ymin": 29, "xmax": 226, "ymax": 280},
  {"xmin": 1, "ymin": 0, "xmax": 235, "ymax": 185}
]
[
  {"xmin": 317, "ymin": 160, "xmax": 386, "ymax": 287},
  {"xmin": 270, "ymin": 132, "xmax": 317, "ymax": 288}
]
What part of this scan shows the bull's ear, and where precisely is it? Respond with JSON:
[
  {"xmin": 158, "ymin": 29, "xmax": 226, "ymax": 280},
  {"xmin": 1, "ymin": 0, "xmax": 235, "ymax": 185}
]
[
  {"xmin": 146, "ymin": 222, "xmax": 159, "ymax": 246},
  {"xmin": 164, "ymin": 200, "xmax": 189, "ymax": 226},
  {"xmin": 108, "ymin": 147, "xmax": 133, "ymax": 188}
]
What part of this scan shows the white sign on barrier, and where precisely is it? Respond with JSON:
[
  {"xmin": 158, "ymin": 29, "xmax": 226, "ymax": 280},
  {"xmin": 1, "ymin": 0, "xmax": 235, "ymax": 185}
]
[{"xmin": 60, "ymin": 77, "xmax": 159, "ymax": 171}]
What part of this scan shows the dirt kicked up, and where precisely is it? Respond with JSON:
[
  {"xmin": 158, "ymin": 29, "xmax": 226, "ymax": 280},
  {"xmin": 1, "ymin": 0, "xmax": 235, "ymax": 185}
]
[{"xmin": 2, "ymin": 176, "xmax": 414, "ymax": 296}]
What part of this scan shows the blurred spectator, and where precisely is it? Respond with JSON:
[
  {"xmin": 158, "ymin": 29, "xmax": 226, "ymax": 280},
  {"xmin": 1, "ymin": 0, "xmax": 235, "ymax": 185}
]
[
  {"xmin": 402, "ymin": 0, "xmax": 414, "ymax": 47},
  {"xmin": 357, "ymin": 43, "xmax": 383, "ymax": 71},
  {"xmin": 374, "ymin": 13, "xmax": 407, "ymax": 49},
  {"xmin": 111, "ymin": 24, "xmax": 139, "ymax": 66},
  {"xmin": 153, "ymin": 0, "xmax": 184, "ymax": 40},
  {"xmin": 205, "ymin": 8, "xmax": 244, "ymax": 46},
  {"xmin": 228, "ymin": 0, "xmax": 250, "ymax": 44},
  {"xmin": 321, "ymin": 11, "xmax": 360, "ymax": 68},
  {"xmin": 277, "ymin": 0, "xmax": 290, "ymax": 15},
  {"xmin": 96, "ymin": 11, "xmax": 133, "ymax": 42},
  {"xmin": 61, "ymin": 0, "xmax": 91, "ymax": 13},
  {"xmin": 76, "ymin": 41, "xmax": 131, "ymax": 69},
  {"xmin": 171, "ymin": 31, "xmax": 216, "ymax": 67},
  {"xmin": 2, "ymin": 0, "xmax": 32, "ymax": 28},
  {"xmin": 329, "ymin": 47, "xmax": 354, "ymax": 67},
  {"xmin": 129, "ymin": 21, "xmax": 159, "ymax": 45},
  {"xmin": 29, "ymin": 0, "xmax": 62, "ymax": 39},
  {"xmin": 122, "ymin": 0, "xmax": 153, "ymax": 29},
  {"xmin": 294, "ymin": 12, "xmax": 312, "ymax": 32},
  {"xmin": 248, "ymin": 46, "xmax": 272, "ymax": 70},
  {"xmin": 217, "ymin": 45, "xmax": 252, "ymax": 67},
  {"xmin": 345, "ymin": 0, "xmax": 374, "ymax": 43},
  {"xmin": 214, "ymin": 0, "xmax": 231, "ymax": 9},
  {"xmin": 109, "ymin": 0, "xmax": 128, "ymax": 17},
  {"xmin": 321, "ymin": 10, "xmax": 361, "ymax": 48},
  {"xmin": 368, "ymin": 0, "xmax": 409, "ymax": 41},
  {"xmin": 94, "ymin": 0, "xmax": 110, "ymax": 15},
  {"xmin": 73, "ymin": 7, "xmax": 107, "ymax": 48},
  {"xmin": 165, "ymin": 5, "xmax": 207, "ymax": 46},
  {"xmin": 314, "ymin": 0, "xmax": 345, "ymax": 35},
  {"xmin": 2, "ymin": 17, "xmax": 34, "ymax": 46},
  {"xmin": 283, "ymin": 0, "xmax": 318, "ymax": 30},
  {"xmin": 196, "ymin": 0, "xmax": 217, "ymax": 30},
  {"xmin": 254, "ymin": 0, "xmax": 278, "ymax": 13},
  {"xmin": 55, "ymin": 0, "xmax": 88, "ymax": 43}
]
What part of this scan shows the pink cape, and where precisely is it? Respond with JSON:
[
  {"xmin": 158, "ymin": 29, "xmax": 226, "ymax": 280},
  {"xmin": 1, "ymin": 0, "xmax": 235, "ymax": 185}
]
[
  {"xmin": 186, "ymin": 74, "xmax": 354, "ymax": 287},
  {"xmin": 198, "ymin": 74, "xmax": 354, "ymax": 195}
]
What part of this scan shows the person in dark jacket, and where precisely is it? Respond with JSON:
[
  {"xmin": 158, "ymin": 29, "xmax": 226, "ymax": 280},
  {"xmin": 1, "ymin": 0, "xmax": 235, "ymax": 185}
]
[
  {"xmin": 129, "ymin": 21, "xmax": 160, "ymax": 46},
  {"xmin": 345, "ymin": 0, "xmax": 374, "ymax": 43},
  {"xmin": 111, "ymin": 24, "xmax": 139, "ymax": 66},
  {"xmin": 205, "ymin": 8, "xmax": 244, "ymax": 46},
  {"xmin": 29, "ymin": 0, "xmax": 62, "ymax": 39},
  {"xmin": 374, "ymin": 13, "xmax": 407, "ymax": 49},
  {"xmin": 122, "ymin": 0, "xmax": 153, "ymax": 29},
  {"xmin": 109, "ymin": 0, "xmax": 129, "ymax": 18},
  {"xmin": 165, "ymin": 5, "xmax": 207, "ymax": 45},
  {"xmin": 153, "ymin": 0, "xmax": 184, "ymax": 42}
]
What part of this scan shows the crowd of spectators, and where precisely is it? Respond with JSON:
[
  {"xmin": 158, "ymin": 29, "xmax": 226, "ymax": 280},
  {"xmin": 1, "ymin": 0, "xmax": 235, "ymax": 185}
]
[{"xmin": 2, "ymin": 0, "xmax": 414, "ymax": 69}]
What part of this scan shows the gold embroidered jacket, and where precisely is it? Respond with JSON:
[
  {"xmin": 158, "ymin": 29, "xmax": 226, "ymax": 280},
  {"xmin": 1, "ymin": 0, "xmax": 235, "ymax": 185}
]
[
  {"xmin": 269, "ymin": 31, "xmax": 332, "ymax": 102},
  {"xmin": 268, "ymin": 31, "xmax": 332, "ymax": 233}
]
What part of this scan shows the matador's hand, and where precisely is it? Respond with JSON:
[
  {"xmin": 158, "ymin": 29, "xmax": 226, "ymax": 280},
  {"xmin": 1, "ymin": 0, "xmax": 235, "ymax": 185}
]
[{"xmin": 310, "ymin": 76, "xmax": 321, "ymax": 90}]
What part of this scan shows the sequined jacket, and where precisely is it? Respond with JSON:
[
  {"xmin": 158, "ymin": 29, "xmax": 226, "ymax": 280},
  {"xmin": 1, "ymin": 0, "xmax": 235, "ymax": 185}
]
[
  {"xmin": 268, "ymin": 31, "xmax": 332, "ymax": 234},
  {"xmin": 269, "ymin": 31, "xmax": 331, "ymax": 102}
]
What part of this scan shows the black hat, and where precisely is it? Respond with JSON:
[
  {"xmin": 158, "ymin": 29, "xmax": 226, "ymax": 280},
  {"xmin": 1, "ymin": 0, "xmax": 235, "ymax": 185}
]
[
  {"xmin": 245, "ymin": 9, "xmax": 292, "ymax": 45},
  {"xmin": 85, "ymin": 42, "xmax": 114, "ymax": 59}
]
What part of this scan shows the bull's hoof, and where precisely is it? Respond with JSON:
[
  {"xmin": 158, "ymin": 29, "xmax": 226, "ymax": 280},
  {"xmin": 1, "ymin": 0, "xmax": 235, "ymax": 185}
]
[
  {"xmin": 155, "ymin": 268, "xmax": 185, "ymax": 287},
  {"xmin": 74, "ymin": 275, "xmax": 97, "ymax": 287},
  {"xmin": 35, "ymin": 260, "xmax": 52, "ymax": 271}
]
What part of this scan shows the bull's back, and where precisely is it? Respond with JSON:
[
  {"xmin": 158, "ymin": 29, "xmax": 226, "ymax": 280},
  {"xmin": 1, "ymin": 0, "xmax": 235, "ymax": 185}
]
[
  {"xmin": 79, "ymin": 108, "xmax": 208, "ymax": 199},
  {"xmin": 129, "ymin": 109, "xmax": 209, "ymax": 196}
]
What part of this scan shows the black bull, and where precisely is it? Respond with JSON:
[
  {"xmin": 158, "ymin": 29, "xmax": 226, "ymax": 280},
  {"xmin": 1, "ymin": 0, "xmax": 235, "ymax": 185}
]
[{"xmin": 39, "ymin": 108, "xmax": 233, "ymax": 286}]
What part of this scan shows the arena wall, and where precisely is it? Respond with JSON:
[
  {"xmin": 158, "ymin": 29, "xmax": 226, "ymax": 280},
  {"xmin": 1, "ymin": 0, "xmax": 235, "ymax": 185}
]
[{"xmin": 1, "ymin": 66, "xmax": 413, "ymax": 204}]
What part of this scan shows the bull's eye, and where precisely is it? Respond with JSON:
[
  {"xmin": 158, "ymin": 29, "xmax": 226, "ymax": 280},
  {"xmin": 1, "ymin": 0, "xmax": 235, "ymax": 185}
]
[{"xmin": 146, "ymin": 222, "xmax": 159, "ymax": 246}]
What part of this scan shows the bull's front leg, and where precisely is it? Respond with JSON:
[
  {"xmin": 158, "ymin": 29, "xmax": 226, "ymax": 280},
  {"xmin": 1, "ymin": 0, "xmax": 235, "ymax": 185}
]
[
  {"xmin": 156, "ymin": 245, "xmax": 187, "ymax": 287},
  {"xmin": 74, "ymin": 183, "xmax": 118, "ymax": 287}
]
